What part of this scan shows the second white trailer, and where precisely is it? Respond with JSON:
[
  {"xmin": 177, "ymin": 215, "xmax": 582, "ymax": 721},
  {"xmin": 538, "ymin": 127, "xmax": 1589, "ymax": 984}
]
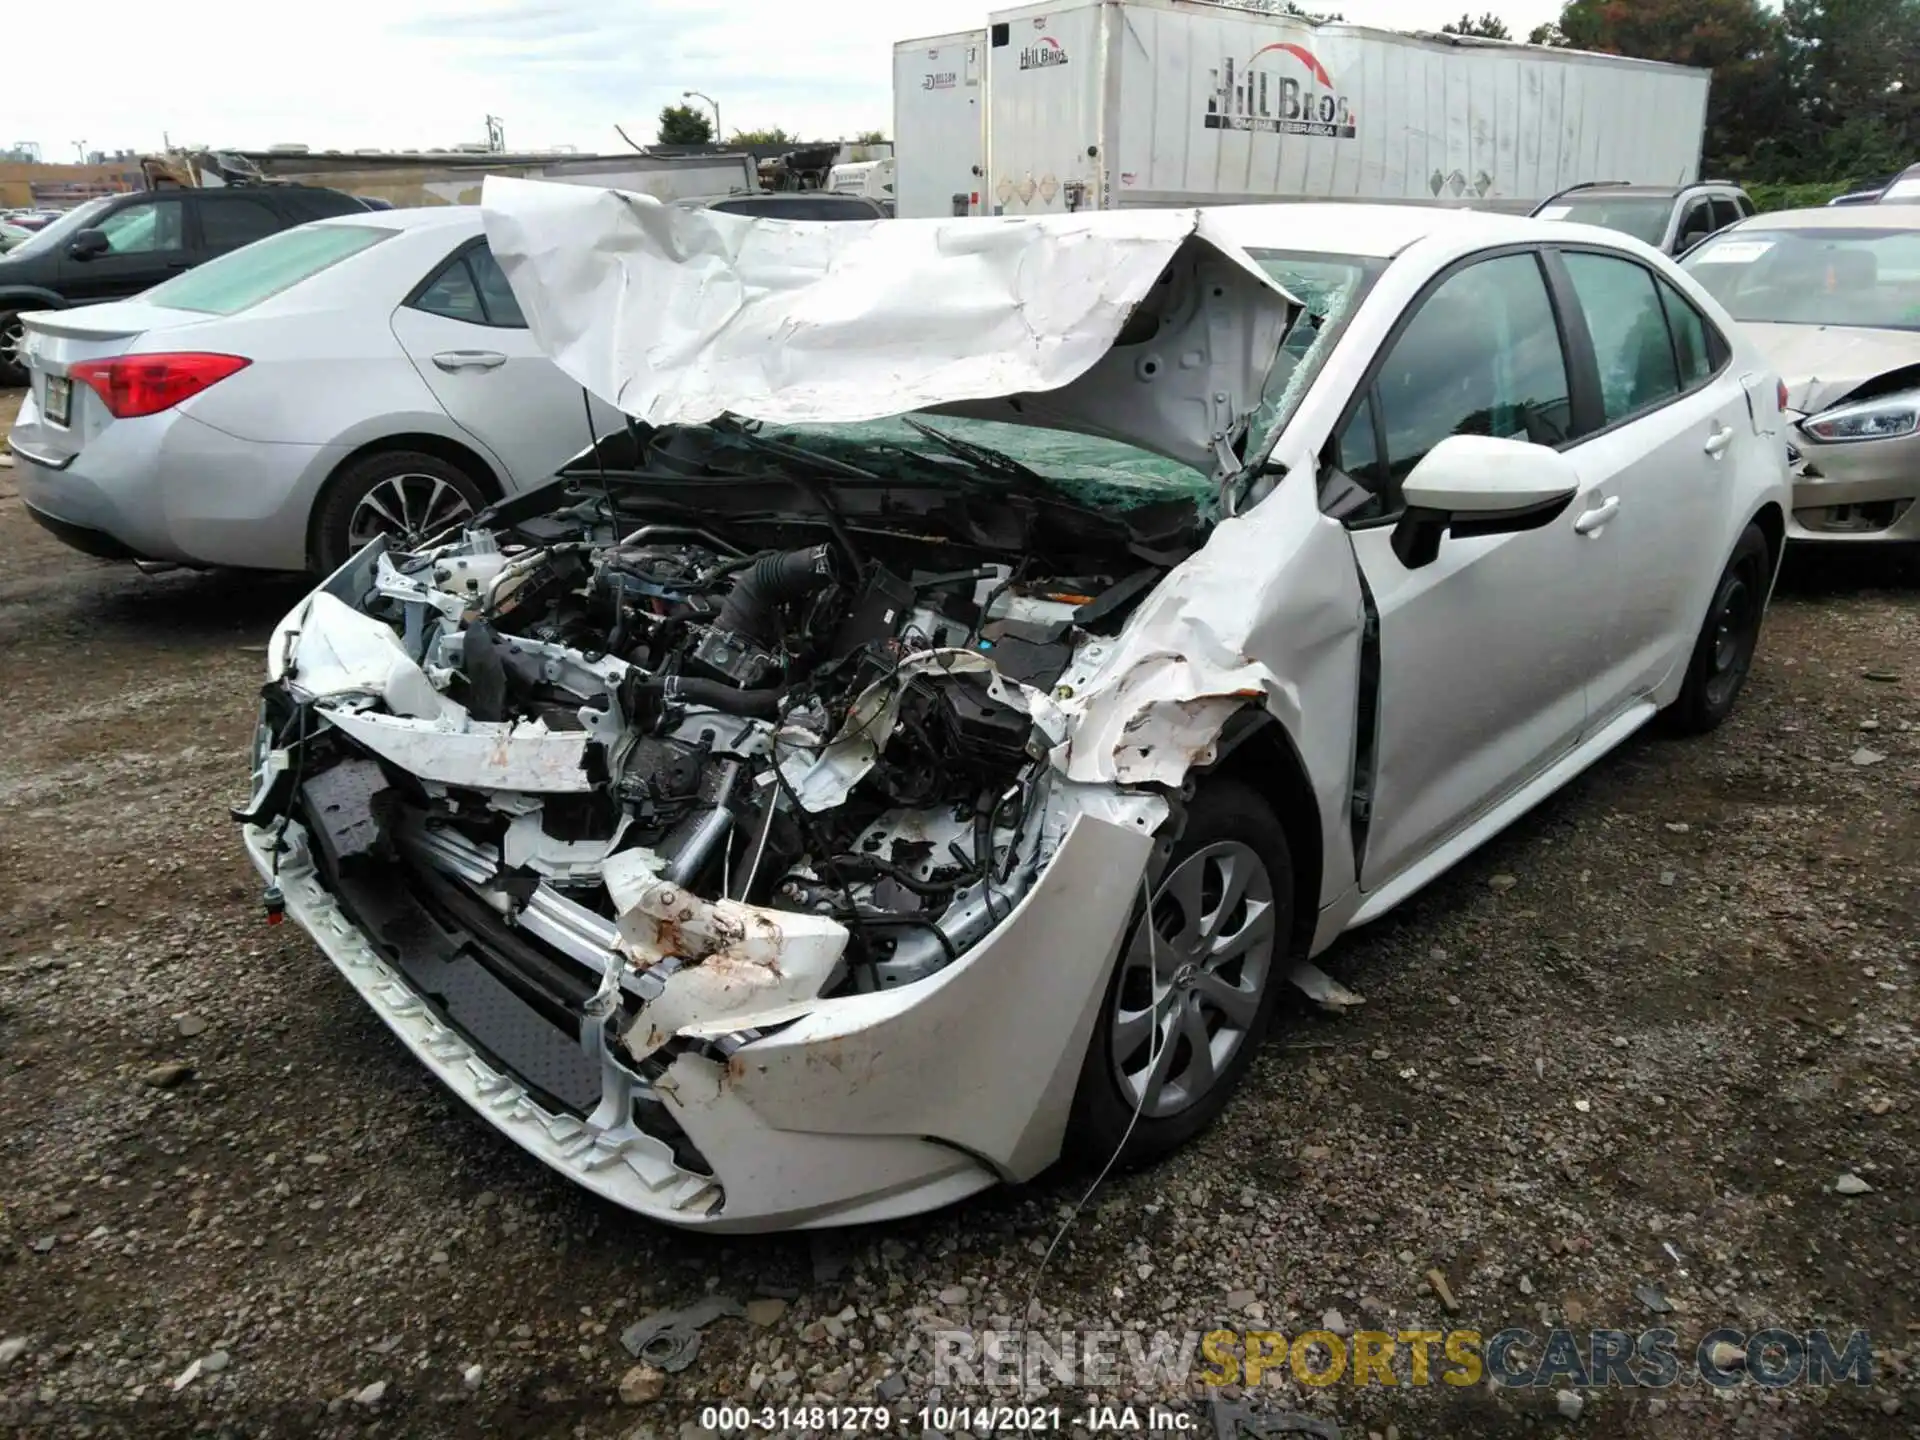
[
  {"xmin": 892, "ymin": 30, "xmax": 989, "ymax": 218},
  {"xmin": 964, "ymin": 0, "xmax": 1711, "ymax": 215}
]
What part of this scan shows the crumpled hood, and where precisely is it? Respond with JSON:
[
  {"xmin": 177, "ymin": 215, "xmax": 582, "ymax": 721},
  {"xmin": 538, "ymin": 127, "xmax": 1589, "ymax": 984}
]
[
  {"xmin": 479, "ymin": 176, "xmax": 1300, "ymax": 473},
  {"xmin": 1742, "ymin": 322, "xmax": 1920, "ymax": 415}
]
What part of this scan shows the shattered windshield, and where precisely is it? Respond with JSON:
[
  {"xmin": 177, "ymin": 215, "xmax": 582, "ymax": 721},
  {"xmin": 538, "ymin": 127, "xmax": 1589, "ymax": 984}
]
[
  {"xmin": 1243, "ymin": 249, "xmax": 1386, "ymax": 456},
  {"xmin": 749, "ymin": 415, "xmax": 1212, "ymax": 511}
]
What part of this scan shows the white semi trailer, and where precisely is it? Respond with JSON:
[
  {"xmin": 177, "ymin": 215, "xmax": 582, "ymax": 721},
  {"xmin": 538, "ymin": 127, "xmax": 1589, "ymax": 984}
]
[{"xmin": 894, "ymin": 0, "xmax": 1711, "ymax": 218}]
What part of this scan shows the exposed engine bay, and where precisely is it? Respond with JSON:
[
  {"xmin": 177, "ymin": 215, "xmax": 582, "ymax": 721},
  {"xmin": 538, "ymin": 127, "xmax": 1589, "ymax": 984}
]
[{"xmin": 243, "ymin": 422, "xmax": 1198, "ymax": 1138}]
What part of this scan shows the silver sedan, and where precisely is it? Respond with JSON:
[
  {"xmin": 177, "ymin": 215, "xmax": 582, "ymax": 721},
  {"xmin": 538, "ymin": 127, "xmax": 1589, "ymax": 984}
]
[
  {"xmin": 7, "ymin": 207, "xmax": 622, "ymax": 574},
  {"xmin": 1682, "ymin": 206, "xmax": 1920, "ymax": 543}
]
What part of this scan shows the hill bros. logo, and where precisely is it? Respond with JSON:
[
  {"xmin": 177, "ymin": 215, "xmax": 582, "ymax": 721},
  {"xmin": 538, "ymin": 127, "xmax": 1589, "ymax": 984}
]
[
  {"xmin": 1204, "ymin": 42, "xmax": 1356, "ymax": 138},
  {"xmin": 1020, "ymin": 35, "xmax": 1070, "ymax": 69}
]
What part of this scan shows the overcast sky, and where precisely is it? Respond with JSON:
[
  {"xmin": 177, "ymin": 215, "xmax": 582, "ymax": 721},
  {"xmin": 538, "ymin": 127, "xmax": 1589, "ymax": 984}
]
[{"xmin": 5, "ymin": 0, "xmax": 1564, "ymax": 158}]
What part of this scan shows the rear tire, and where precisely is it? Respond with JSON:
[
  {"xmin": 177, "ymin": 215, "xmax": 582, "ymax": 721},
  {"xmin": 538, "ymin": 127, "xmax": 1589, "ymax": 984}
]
[
  {"xmin": 0, "ymin": 311, "xmax": 29, "ymax": 388},
  {"xmin": 311, "ymin": 450, "xmax": 487, "ymax": 575},
  {"xmin": 1663, "ymin": 522, "xmax": 1771, "ymax": 735},
  {"xmin": 1066, "ymin": 778, "xmax": 1294, "ymax": 1168}
]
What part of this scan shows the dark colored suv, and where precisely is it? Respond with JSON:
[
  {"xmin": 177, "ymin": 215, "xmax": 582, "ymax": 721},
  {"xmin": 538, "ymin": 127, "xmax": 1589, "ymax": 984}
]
[
  {"xmin": 0, "ymin": 184, "xmax": 368, "ymax": 384},
  {"xmin": 1530, "ymin": 181, "xmax": 1756, "ymax": 257}
]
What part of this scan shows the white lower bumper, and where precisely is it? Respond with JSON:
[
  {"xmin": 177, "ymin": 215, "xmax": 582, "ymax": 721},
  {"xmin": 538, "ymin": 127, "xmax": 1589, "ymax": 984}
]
[{"xmin": 243, "ymin": 807, "xmax": 1150, "ymax": 1232}]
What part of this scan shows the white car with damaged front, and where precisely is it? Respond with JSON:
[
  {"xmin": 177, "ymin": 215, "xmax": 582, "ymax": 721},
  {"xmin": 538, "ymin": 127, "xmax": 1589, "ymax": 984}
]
[{"xmin": 238, "ymin": 181, "xmax": 1790, "ymax": 1231}]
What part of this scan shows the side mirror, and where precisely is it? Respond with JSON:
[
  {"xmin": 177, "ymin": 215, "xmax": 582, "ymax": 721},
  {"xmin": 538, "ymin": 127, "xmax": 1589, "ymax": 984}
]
[
  {"xmin": 1391, "ymin": 434, "xmax": 1579, "ymax": 569},
  {"xmin": 67, "ymin": 228, "xmax": 109, "ymax": 261}
]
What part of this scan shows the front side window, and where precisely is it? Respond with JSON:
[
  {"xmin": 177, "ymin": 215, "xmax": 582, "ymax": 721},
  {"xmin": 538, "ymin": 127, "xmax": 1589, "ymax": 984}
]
[
  {"xmin": 1674, "ymin": 200, "xmax": 1715, "ymax": 251},
  {"xmin": 1562, "ymin": 252, "xmax": 1680, "ymax": 424},
  {"xmin": 1332, "ymin": 251, "xmax": 1572, "ymax": 522},
  {"xmin": 96, "ymin": 198, "xmax": 185, "ymax": 254}
]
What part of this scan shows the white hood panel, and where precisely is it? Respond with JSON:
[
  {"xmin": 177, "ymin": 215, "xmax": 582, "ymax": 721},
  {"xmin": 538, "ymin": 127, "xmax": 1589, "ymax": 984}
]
[{"xmin": 479, "ymin": 177, "xmax": 1298, "ymax": 471}]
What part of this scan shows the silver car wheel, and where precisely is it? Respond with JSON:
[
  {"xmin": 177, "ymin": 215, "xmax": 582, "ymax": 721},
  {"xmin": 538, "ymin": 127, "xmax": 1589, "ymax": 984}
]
[
  {"xmin": 346, "ymin": 472, "xmax": 476, "ymax": 551},
  {"xmin": 1110, "ymin": 839, "xmax": 1277, "ymax": 1120},
  {"xmin": 1, "ymin": 315, "xmax": 25, "ymax": 370}
]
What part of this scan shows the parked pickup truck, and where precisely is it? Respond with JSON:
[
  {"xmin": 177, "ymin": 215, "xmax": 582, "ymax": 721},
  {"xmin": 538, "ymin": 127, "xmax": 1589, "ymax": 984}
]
[{"xmin": 0, "ymin": 182, "xmax": 367, "ymax": 384}]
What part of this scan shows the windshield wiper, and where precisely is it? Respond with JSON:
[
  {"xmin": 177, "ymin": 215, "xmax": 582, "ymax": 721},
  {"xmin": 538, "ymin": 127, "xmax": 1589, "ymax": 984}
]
[{"xmin": 902, "ymin": 418, "xmax": 1048, "ymax": 488}]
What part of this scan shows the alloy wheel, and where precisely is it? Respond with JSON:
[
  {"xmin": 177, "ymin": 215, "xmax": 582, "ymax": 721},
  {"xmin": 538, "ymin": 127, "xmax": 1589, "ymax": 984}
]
[
  {"xmin": 346, "ymin": 472, "xmax": 476, "ymax": 551},
  {"xmin": 1109, "ymin": 839, "xmax": 1278, "ymax": 1120},
  {"xmin": 1, "ymin": 316, "xmax": 25, "ymax": 373}
]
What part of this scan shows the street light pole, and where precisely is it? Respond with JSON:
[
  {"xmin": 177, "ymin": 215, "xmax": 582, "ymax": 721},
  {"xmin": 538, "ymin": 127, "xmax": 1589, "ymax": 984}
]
[{"xmin": 682, "ymin": 90, "xmax": 722, "ymax": 142}]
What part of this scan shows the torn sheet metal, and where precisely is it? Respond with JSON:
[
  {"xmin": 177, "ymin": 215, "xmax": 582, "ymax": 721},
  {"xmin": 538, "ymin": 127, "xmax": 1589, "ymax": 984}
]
[
  {"xmin": 478, "ymin": 176, "xmax": 1299, "ymax": 470},
  {"xmin": 322, "ymin": 710, "xmax": 597, "ymax": 792},
  {"xmin": 603, "ymin": 848, "xmax": 848, "ymax": 1061},
  {"xmin": 282, "ymin": 592, "xmax": 458, "ymax": 721}
]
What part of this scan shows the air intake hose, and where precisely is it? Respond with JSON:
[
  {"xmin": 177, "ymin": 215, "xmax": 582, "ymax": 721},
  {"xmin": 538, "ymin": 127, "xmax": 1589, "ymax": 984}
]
[{"xmin": 714, "ymin": 544, "xmax": 836, "ymax": 646}]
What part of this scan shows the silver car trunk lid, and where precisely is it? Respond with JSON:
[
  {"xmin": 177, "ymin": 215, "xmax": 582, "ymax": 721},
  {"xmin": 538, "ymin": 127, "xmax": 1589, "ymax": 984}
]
[{"xmin": 13, "ymin": 302, "xmax": 218, "ymax": 464}]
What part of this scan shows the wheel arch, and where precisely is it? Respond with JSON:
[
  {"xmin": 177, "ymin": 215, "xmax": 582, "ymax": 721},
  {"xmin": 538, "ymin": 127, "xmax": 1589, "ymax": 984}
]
[
  {"xmin": 304, "ymin": 432, "xmax": 505, "ymax": 570},
  {"xmin": 0, "ymin": 287, "xmax": 68, "ymax": 313},
  {"xmin": 1750, "ymin": 500, "xmax": 1785, "ymax": 589},
  {"xmin": 1196, "ymin": 708, "xmax": 1324, "ymax": 963}
]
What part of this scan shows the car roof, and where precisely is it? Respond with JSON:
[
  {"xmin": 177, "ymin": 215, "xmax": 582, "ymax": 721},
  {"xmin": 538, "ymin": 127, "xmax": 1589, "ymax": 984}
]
[
  {"xmin": 1195, "ymin": 203, "xmax": 1629, "ymax": 259},
  {"xmin": 1726, "ymin": 206, "xmax": 1920, "ymax": 232},
  {"xmin": 307, "ymin": 205, "xmax": 482, "ymax": 234}
]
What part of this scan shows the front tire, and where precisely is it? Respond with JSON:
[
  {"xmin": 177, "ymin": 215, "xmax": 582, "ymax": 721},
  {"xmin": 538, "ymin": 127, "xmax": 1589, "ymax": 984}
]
[
  {"xmin": 1067, "ymin": 778, "xmax": 1294, "ymax": 1167},
  {"xmin": 1664, "ymin": 522, "xmax": 1771, "ymax": 735},
  {"xmin": 311, "ymin": 450, "xmax": 487, "ymax": 575}
]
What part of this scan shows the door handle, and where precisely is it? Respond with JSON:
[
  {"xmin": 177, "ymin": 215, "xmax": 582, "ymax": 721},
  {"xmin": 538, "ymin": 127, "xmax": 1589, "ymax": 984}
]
[
  {"xmin": 1703, "ymin": 423, "xmax": 1735, "ymax": 457},
  {"xmin": 1573, "ymin": 496, "xmax": 1621, "ymax": 535},
  {"xmin": 431, "ymin": 350, "xmax": 507, "ymax": 372}
]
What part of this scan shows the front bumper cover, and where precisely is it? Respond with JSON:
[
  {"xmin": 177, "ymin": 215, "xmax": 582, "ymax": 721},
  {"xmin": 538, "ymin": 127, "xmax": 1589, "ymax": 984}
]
[{"xmin": 244, "ymin": 802, "xmax": 1151, "ymax": 1232}]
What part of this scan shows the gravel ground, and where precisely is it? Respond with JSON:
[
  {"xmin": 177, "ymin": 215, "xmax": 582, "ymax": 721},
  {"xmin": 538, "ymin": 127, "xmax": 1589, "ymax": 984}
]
[{"xmin": 0, "ymin": 384, "xmax": 1915, "ymax": 1439}]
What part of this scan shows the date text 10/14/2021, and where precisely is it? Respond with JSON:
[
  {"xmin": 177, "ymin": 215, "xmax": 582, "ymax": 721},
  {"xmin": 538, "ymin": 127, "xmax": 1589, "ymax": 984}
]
[{"xmin": 698, "ymin": 1405, "xmax": 1195, "ymax": 1433}]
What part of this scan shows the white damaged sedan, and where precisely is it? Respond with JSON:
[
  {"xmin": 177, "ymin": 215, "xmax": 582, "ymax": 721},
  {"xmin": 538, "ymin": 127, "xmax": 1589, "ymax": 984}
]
[{"xmin": 238, "ymin": 180, "xmax": 1790, "ymax": 1231}]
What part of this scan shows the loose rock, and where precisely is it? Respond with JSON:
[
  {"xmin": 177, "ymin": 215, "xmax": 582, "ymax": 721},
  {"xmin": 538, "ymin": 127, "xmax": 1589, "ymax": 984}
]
[
  {"xmin": 1834, "ymin": 1173, "xmax": 1873, "ymax": 1196},
  {"xmin": 620, "ymin": 1364, "xmax": 667, "ymax": 1405}
]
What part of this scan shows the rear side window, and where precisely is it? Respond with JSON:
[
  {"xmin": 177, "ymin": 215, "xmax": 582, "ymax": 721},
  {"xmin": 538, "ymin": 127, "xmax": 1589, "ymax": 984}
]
[
  {"xmin": 140, "ymin": 223, "xmax": 390, "ymax": 315},
  {"xmin": 1709, "ymin": 197, "xmax": 1741, "ymax": 233},
  {"xmin": 1656, "ymin": 277, "xmax": 1720, "ymax": 388},
  {"xmin": 1561, "ymin": 252, "xmax": 1681, "ymax": 424},
  {"xmin": 1332, "ymin": 251, "xmax": 1572, "ymax": 521},
  {"xmin": 199, "ymin": 197, "xmax": 284, "ymax": 254},
  {"xmin": 410, "ymin": 243, "xmax": 526, "ymax": 328}
]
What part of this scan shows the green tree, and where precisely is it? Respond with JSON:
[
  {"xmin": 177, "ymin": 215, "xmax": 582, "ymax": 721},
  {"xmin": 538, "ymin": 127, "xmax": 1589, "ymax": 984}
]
[
  {"xmin": 729, "ymin": 127, "xmax": 796, "ymax": 146},
  {"xmin": 1281, "ymin": 2, "xmax": 1343, "ymax": 21},
  {"xmin": 1779, "ymin": 0, "xmax": 1918, "ymax": 179},
  {"xmin": 1527, "ymin": 22, "xmax": 1570, "ymax": 44},
  {"xmin": 1442, "ymin": 12, "xmax": 1513, "ymax": 38},
  {"xmin": 855, "ymin": 130, "xmax": 888, "ymax": 145},
  {"xmin": 1547, "ymin": 0, "xmax": 1792, "ymax": 177},
  {"xmin": 656, "ymin": 104, "xmax": 713, "ymax": 145}
]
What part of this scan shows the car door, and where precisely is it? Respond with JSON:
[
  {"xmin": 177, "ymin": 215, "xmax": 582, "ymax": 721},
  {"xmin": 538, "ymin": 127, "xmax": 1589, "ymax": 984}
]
[
  {"xmin": 388, "ymin": 238, "xmax": 623, "ymax": 489},
  {"xmin": 1547, "ymin": 248, "xmax": 1751, "ymax": 722},
  {"xmin": 1326, "ymin": 249, "xmax": 1609, "ymax": 892},
  {"xmin": 53, "ymin": 194, "xmax": 193, "ymax": 303}
]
